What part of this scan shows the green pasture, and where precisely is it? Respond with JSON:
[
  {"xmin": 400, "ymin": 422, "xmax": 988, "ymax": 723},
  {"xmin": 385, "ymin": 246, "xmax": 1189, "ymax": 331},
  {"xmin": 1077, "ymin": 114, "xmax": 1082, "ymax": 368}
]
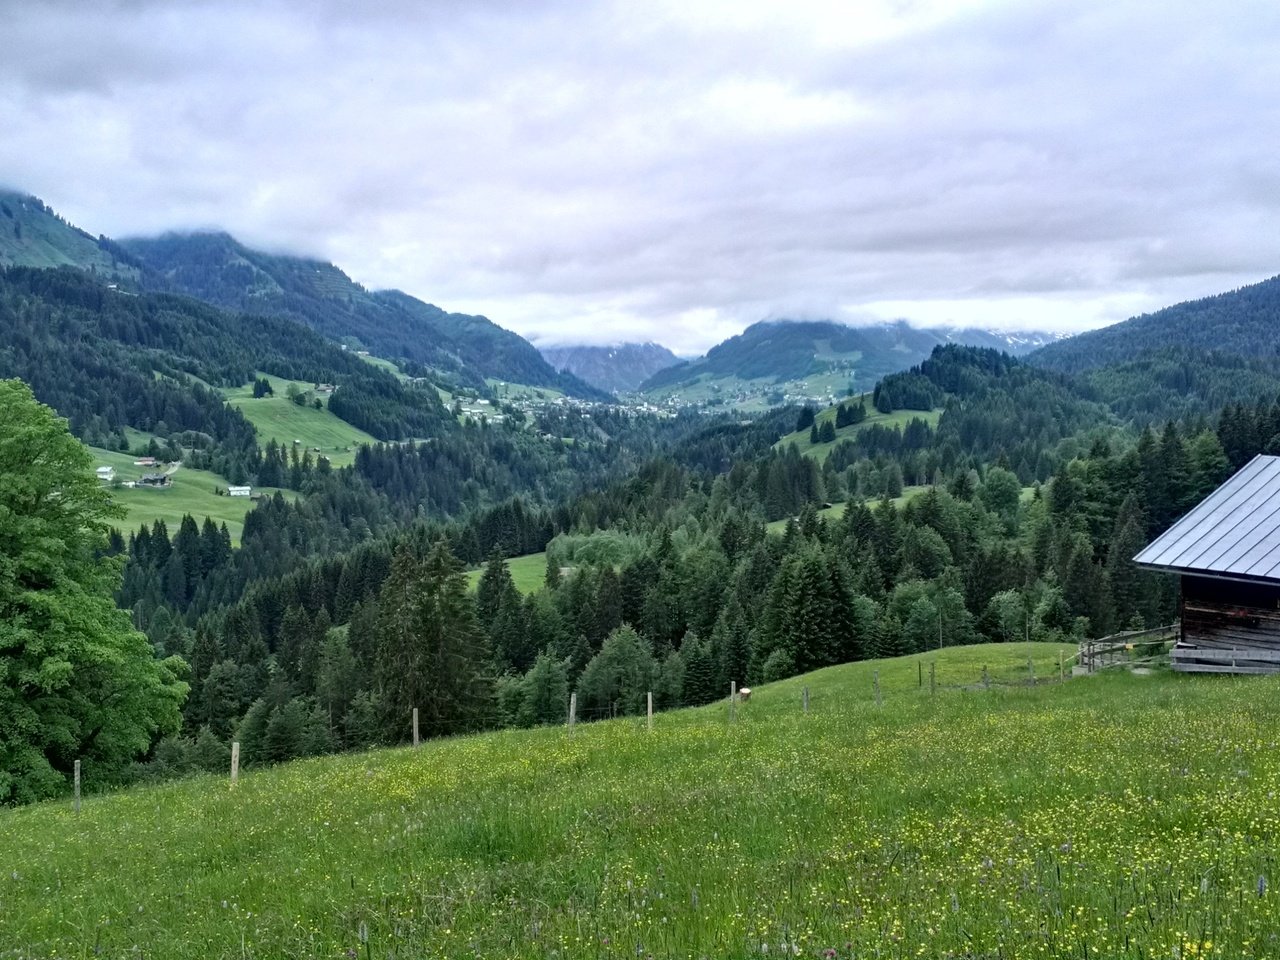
[
  {"xmin": 4, "ymin": 644, "xmax": 1277, "ymax": 958},
  {"xmin": 224, "ymin": 374, "xmax": 378, "ymax": 467},
  {"xmin": 774, "ymin": 394, "xmax": 943, "ymax": 461},
  {"xmin": 88, "ymin": 447, "xmax": 293, "ymax": 544}
]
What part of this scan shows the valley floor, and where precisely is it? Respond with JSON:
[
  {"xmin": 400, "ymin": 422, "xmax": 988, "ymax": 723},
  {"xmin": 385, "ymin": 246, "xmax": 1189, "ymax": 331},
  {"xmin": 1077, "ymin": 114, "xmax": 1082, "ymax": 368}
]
[{"xmin": 3, "ymin": 645, "xmax": 1277, "ymax": 958}]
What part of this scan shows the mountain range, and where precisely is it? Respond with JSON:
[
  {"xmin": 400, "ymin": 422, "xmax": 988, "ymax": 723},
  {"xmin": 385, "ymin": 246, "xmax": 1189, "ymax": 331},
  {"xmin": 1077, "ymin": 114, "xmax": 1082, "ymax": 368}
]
[
  {"xmin": 8, "ymin": 186, "xmax": 1280, "ymax": 427},
  {"xmin": 539, "ymin": 342, "xmax": 681, "ymax": 393},
  {"xmin": 0, "ymin": 189, "xmax": 605, "ymax": 400},
  {"xmin": 639, "ymin": 319, "xmax": 1060, "ymax": 406},
  {"xmin": 1030, "ymin": 274, "xmax": 1280, "ymax": 374}
]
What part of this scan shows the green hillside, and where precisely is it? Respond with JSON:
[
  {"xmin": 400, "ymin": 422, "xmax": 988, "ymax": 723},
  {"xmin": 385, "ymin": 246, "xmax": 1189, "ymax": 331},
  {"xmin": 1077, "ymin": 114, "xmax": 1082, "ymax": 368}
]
[
  {"xmin": 119, "ymin": 232, "xmax": 606, "ymax": 398},
  {"xmin": 763, "ymin": 487, "xmax": 930, "ymax": 532},
  {"xmin": 645, "ymin": 368, "xmax": 857, "ymax": 412},
  {"xmin": 224, "ymin": 375, "xmax": 379, "ymax": 467},
  {"xmin": 465, "ymin": 551, "xmax": 548, "ymax": 593},
  {"xmin": 641, "ymin": 321, "xmax": 1055, "ymax": 410},
  {"xmin": 774, "ymin": 395, "xmax": 942, "ymax": 461},
  {"xmin": 88, "ymin": 447, "xmax": 294, "ymax": 544},
  {"xmin": 1031, "ymin": 273, "xmax": 1280, "ymax": 375},
  {"xmin": 6, "ymin": 645, "xmax": 1280, "ymax": 957},
  {"xmin": 0, "ymin": 190, "xmax": 139, "ymax": 279},
  {"xmin": 763, "ymin": 484, "xmax": 1036, "ymax": 533}
]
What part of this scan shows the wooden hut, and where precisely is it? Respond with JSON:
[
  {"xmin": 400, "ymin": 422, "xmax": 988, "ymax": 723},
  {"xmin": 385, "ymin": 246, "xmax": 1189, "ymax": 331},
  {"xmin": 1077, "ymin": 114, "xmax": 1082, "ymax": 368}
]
[{"xmin": 1135, "ymin": 454, "xmax": 1280, "ymax": 674}]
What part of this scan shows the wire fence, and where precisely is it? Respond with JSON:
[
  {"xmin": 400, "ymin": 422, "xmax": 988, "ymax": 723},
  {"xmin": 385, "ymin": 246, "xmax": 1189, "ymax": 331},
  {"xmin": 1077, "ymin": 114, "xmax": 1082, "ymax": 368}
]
[{"xmin": 69, "ymin": 639, "xmax": 1170, "ymax": 807}]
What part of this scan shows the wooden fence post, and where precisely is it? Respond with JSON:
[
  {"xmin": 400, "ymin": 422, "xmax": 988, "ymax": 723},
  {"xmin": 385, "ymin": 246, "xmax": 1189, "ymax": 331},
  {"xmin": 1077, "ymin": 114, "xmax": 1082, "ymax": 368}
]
[
  {"xmin": 412, "ymin": 707, "xmax": 419, "ymax": 749},
  {"xmin": 1028, "ymin": 657, "xmax": 1035, "ymax": 685},
  {"xmin": 647, "ymin": 691, "xmax": 653, "ymax": 731},
  {"xmin": 802, "ymin": 686, "xmax": 809, "ymax": 714},
  {"xmin": 568, "ymin": 693, "xmax": 577, "ymax": 737},
  {"xmin": 982, "ymin": 665, "xmax": 990, "ymax": 691},
  {"xmin": 73, "ymin": 760, "xmax": 81, "ymax": 815},
  {"xmin": 918, "ymin": 661, "xmax": 923, "ymax": 688},
  {"xmin": 230, "ymin": 741, "xmax": 240, "ymax": 786},
  {"xmin": 929, "ymin": 661, "xmax": 936, "ymax": 697},
  {"xmin": 1059, "ymin": 649, "xmax": 1065, "ymax": 682},
  {"xmin": 874, "ymin": 670, "xmax": 881, "ymax": 707},
  {"xmin": 729, "ymin": 681, "xmax": 737, "ymax": 723}
]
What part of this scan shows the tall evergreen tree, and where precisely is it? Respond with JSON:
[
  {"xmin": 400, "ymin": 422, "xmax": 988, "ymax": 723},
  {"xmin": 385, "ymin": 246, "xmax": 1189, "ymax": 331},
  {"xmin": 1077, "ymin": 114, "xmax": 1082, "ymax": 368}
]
[
  {"xmin": 375, "ymin": 543, "xmax": 495, "ymax": 740},
  {"xmin": 517, "ymin": 651, "xmax": 570, "ymax": 727}
]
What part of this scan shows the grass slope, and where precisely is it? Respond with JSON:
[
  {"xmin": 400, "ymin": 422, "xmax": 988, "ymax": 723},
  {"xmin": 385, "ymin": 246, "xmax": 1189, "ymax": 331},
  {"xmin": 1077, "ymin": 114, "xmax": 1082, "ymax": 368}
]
[
  {"xmin": 487, "ymin": 378, "xmax": 565, "ymax": 401},
  {"xmin": 774, "ymin": 395, "xmax": 942, "ymax": 461},
  {"xmin": 465, "ymin": 551, "xmax": 548, "ymax": 594},
  {"xmin": 763, "ymin": 487, "xmax": 929, "ymax": 533},
  {"xmin": 764, "ymin": 485, "xmax": 1038, "ymax": 534},
  {"xmin": 224, "ymin": 374, "xmax": 378, "ymax": 467},
  {"xmin": 0, "ymin": 191, "xmax": 138, "ymax": 278},
  {"xmin": 643, "ymin": 369, "xmax": 859, "ymax": 413},
  {"xmin": 6, "ymin": 645, "xmax": 1280, "ymax": 958},
  {"xmin": 88, "ymin": 447, "xmax": 293, "ymax": 544}
]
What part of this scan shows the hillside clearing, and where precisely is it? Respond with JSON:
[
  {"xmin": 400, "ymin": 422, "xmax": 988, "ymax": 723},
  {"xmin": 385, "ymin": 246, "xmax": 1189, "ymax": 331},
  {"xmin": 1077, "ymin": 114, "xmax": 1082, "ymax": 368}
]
[
  {"xmin": 775, "ymin": 396, "xmax": 943, "ymax": 461},
  {"xmin": 4, "ymin": 644, "xmax": 1279, "ymax": 958},
  {"xmin": 488, "ymin": 378, "xmax": 564, "ymax": 401},
  {"xmin": 642, "ymin": 369, "xmax": 858, "ymax": 413},
  {"xmin": 764, "ymin": 486, "xmax": 929, "ymax": 533},
  {"xmin": 89, "ymin": 447, "xmax": 295, "ymax": 544},
  {"xmin": 465, "ymin": 551, "xmax": 548, "ymax": 593},
  {"xmin": 224, "ymin": 374, "xmax": 378, "ymax": 467}
]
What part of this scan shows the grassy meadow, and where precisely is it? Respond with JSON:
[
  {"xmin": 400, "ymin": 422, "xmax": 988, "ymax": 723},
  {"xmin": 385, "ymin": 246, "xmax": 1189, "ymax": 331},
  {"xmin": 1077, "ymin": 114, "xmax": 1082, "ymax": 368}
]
[
  {"xmin": 4, "ymin": 643, "xmax": 1280, "ymax": 958},
  {"xmin": 642, "ymin": 369, "xmax": 862, "ymax": 414},
  {"xmin": 764, "ymin": 486, "xmax": 930, "ymax": 534},
  {"xmin": 358, "ymin": 353, "xmax": 408, "ymax": 380},
  {"xmin": 465, "ymin": 551, "xmax": 548, "ymax": 593},
  {"xmin": 774, "ymin": 396, "xmax": 943, "ymax": 461},
  {"xmin": 224, "ymin": 374, "xmax": 378, "ymax": 467},
  {"xmin": 488, "ymin": 378, "xmax": 565, "ymax": 401},
  {"xmin": 88, "ymin": 447, "xmax": 294, "ymax": 544},
  {"xmin": 763, "ymin": 485, "xmax": 1038, "ymax": 534}
]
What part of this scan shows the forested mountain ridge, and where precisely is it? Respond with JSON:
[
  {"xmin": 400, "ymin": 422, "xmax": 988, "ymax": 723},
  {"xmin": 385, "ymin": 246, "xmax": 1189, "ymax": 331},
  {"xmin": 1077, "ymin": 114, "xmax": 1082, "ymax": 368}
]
[
  {"xmin": 540, "ymin": 341, "xmax": 681, "ymax": 393},
  {"xmin": 120, "ymin": 232, "xmax": 607, "ymax": 399},
  {"xmin": 1030, "ymin": 273, "xmax": 1280, "ymax": 374},
  {"xmin": 0, "ymin": 189, "xmax": 140, "ymax": 279},
  {"xmin": 0, "ymin": 266, "xmax": 448, "ymax": 477},
  {"xmin": 0, "ymin": 189, "xmax": 605, "ymax": 399},
  {"xmin": 640, "ymin": 319, "xmax": 1058, "ymax": 398}
]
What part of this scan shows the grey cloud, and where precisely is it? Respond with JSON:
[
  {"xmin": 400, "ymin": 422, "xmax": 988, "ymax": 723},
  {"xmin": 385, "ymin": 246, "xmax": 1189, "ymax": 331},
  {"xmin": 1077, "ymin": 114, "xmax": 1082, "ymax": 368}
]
[{"xmin": 0, "ymin": 0, "xmax": 1277, "ymax": 354}]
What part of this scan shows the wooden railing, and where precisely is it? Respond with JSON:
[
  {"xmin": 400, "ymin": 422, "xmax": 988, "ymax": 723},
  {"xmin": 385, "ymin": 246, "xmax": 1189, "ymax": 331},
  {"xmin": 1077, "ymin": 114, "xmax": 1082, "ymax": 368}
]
[{"xmin": 1078, "ymin": 623, "xmax": 1179, "ymax": 673}]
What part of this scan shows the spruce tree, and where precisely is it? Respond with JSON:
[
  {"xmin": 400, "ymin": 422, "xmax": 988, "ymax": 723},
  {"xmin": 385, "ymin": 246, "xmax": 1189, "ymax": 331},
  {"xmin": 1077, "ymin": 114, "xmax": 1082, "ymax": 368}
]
[
  {"xmin": 680, "ymin": 634, "xmax": 717, "ymax": 705},
  {"xmin": 576, "ymin": 625, "xmax": 656, "ymax": 716},
  {"xmin": 276, "ymin": 605, "xmax": 311, "ymax": 685},
  {"xmin": 375, "ymin": 543, "xmax": 495, "ymax": 741},
  {"xmin": 475, "ymin": 551, "xmax": 516, "ymax": 632},
  {"xmin": 517, "ymin": 651, "xmax": 570, "ymax": 727},
  {"xmin": 316, "ymin": 628, "xmax": 357, "ymax": 726},
  {"xmin": 191, "ymin": 726, "xmax": 231, "ymax": 773},
  {"xmin": 263, "ymin": 699, "xmax": 307, "ymax": 763}
]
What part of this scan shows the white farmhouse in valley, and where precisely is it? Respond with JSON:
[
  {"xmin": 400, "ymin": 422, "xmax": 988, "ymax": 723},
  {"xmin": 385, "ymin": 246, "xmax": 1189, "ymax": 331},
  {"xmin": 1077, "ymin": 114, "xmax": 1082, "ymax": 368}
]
[
  {"xmin": 95, "ymin": 465, "xmax": 114, "ymax": 482},
  {"xmin": 227, "ymin": 485, "xmax": 252, "ymax": 497}
]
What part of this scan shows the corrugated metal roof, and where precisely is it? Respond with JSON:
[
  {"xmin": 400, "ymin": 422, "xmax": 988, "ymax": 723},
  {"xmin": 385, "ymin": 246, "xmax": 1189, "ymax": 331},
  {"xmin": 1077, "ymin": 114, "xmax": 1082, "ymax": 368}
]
[{"xmin": 1134, "ymin": 454, "xmax": 1280, "ymax": 580}]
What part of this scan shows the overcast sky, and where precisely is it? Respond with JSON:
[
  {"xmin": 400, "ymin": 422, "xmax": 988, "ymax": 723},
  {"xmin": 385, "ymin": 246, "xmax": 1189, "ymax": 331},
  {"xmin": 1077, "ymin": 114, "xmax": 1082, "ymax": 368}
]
[{"xmin": 1, "ymin": 0, "xmax": 1277, "ymax": 354}]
